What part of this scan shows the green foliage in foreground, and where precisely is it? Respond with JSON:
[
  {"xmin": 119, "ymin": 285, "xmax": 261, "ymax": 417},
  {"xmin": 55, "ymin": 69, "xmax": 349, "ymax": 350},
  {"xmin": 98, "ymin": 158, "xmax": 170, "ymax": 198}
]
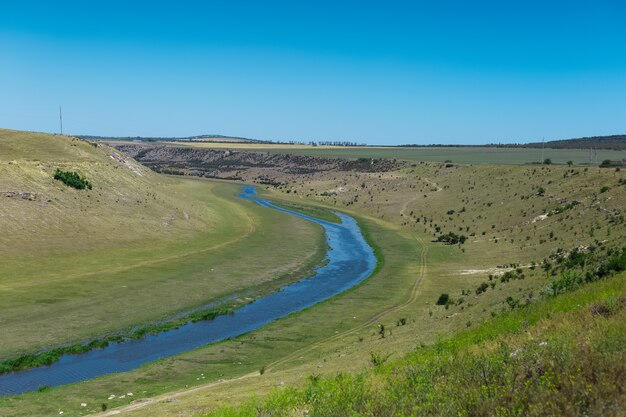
[
  {"xmin": 0, "ymin": 305, "xmax": 235, "ymax": 375},
  {"xmin": 547, "ymin": 245, "xmax": 626, "ymax": 297},
  {"xmin": 208, "ymin": 273, "xmax": 626, "ymax": 417},
  {"xmin": 53, "ymin": 168, "xmax": 92, "ymax": 189}
]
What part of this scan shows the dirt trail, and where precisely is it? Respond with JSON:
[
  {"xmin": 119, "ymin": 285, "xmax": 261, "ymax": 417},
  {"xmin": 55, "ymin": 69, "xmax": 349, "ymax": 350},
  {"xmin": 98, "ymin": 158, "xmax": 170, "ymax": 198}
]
[{"xmin": 400, "ymin": 177, "xmax": 440, "ymax": 218}]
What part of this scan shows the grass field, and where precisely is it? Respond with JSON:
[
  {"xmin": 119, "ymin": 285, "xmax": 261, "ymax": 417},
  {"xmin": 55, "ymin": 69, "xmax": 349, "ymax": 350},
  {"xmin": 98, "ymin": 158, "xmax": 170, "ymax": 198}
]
[
  {"xmin": 209, "ymin": 272, "xmax": 626, "ymax": 417},
  {"xmin": 0, "ymin": 129, "xmax": 325, "ymax": 359},
  {"xmin": 163, "ymin": 141, "xmax": 626, "ymax": 165},
  {"xmin": 2, "ymin": 129, "xmax": 625, "ymax": 416}
]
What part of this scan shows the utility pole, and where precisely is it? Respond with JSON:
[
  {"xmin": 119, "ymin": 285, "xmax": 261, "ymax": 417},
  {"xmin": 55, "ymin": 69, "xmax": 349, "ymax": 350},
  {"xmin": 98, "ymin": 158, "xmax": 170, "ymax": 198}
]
[
  {"xmin": 541, "ymin": 137, "xmax": 545, "ymax": 164},
  {"xmin": 59, "ymin": 105, "xmax": 63, "ymax": 135}
]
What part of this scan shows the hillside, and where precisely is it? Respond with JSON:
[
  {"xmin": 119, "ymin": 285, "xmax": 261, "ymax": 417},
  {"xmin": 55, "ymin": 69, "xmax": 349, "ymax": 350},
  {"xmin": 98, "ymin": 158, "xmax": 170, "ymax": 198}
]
[
  {"xmin": 0, "ymin": 129, "xmax": 324, "ymax": 360},
  {"xmin": 208, "ymin": 272, "xmax": 625, "ymax": 417},
  {"xmin": 78, "ymin": 134, "xmax": 260, "ymax": 144},
  {"xmin": 521, "ymin": 135, "xmax": 626, "ymax": 150}
]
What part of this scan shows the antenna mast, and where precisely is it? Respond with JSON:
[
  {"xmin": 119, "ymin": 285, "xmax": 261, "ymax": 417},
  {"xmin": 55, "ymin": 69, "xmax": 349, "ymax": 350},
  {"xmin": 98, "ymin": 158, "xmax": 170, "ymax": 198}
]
[{"xmin": 59, "ymin": 105, "xmax": 63, "ymax": 135}]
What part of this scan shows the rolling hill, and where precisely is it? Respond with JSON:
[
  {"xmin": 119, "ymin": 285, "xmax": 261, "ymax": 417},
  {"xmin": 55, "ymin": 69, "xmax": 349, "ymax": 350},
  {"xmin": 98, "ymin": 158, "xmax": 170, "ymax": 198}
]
[{"xmin": 1, "ymin": 131, "xmax": 625, "ymax": 416}]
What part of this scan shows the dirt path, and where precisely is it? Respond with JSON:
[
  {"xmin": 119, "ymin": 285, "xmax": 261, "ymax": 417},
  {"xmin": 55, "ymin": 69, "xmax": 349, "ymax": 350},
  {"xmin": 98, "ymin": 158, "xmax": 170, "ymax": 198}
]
[
  {"xmin": 400, "ymin": 177, "xmax": 440, "ymax": 218},
  {"xmin": 93, "ymin": 225, "xmax": 428, "ymax": 417}
]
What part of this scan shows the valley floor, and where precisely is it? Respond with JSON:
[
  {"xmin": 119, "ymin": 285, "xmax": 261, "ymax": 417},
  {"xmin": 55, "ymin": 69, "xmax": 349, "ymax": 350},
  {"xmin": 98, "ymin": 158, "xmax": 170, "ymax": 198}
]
[{"xmin": 2, "ymin": 131, "xmax": 625, "ymax": 416}]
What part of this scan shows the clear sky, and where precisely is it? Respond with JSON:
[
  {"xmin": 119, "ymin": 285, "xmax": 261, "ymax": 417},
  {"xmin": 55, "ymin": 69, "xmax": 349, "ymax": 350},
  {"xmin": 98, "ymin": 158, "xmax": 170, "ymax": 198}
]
[{"xmin": 1, "ymin": 0, "xmax": 625, "ymax": 145}]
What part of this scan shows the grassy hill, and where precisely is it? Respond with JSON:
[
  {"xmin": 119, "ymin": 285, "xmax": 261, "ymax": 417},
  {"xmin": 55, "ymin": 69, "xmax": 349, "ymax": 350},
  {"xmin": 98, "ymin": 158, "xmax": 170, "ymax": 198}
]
[
  {"xmin": 78, "ymin": 134, "xmax": 260, "ymax": 144},
  {"xmin": 522, "ymin": 134, "xmax": 626, "ymax": 150},
  {"xmin": 0, "ymin": 129, "xmax": 325, "ymax": 360}
]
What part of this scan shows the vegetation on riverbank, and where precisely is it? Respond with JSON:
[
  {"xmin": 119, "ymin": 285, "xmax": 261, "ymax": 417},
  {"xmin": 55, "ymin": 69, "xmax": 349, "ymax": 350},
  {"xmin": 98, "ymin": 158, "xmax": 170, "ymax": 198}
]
[
  {"xmin": 270, "ymin": 200, "xmax": 341, "ymax": 223},
  {"xmin": 0, "ymin": 304, "xmax": 236, "ymax": 375}
]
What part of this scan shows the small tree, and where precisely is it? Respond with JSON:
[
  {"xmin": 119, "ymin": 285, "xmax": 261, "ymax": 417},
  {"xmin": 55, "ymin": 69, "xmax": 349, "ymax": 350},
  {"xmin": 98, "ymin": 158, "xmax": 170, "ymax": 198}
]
[
  {"xmin": 436, "ymin": 293, "xmax": 450, "ymax": 305},
  {"xmin": 475, "ymin": 282, "xmax": 489, "ymax": 295},
  {"xmin": 53, "ymin": 169, "xmax": 92, "ymax": 190},
  {"xmin": 543, "ymin": 158, "xmax": 552, "ymax": 165},
  {"xmin": 567, "ymin": 160, "xmax": 573, "ymax": 166}
]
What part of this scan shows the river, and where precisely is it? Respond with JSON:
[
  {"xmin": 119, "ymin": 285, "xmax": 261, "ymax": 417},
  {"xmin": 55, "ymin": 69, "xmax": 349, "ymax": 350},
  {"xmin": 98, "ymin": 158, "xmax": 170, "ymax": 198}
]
[{"xmin": 0, "ymin": 185, "xmax": 376, "ymax": 396}]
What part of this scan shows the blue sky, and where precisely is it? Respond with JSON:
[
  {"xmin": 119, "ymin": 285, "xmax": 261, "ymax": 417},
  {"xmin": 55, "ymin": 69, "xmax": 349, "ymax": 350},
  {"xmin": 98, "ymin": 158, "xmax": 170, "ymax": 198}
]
[{"xmin": 1, "ymin": 1, "xmax": 625, "ymax": 145}]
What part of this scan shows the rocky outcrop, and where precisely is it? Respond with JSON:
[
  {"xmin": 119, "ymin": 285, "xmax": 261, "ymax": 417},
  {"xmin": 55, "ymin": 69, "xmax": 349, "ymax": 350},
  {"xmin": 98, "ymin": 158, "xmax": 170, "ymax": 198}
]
[{"xmin": 112, "ymin": 144, "xmax": 402, "ymax": 180}]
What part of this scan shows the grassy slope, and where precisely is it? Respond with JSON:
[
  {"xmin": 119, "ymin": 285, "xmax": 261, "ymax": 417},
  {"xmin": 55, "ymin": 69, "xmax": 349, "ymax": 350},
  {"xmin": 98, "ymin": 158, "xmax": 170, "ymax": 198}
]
[
  {"xmin": 211, "ymin": 272, "xmax": 626, "ymax": 417},
  {"xmin": 164, "ymin": 141, "xmax": 626, "ymax": 165},
  {"xmin": 0, "ymin": 129, "xmax": 324, "ymax": 358}
]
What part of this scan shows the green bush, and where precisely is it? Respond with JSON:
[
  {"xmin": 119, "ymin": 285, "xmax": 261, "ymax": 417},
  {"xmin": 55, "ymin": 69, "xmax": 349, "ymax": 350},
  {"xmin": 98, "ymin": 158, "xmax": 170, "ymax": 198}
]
[
  {"xmin": 475, "ymin": 282, "xmax": 489, "ymax": 295},
  {"xmin": 436, "ymin": 293, "xmax": 450, "ymax": 305},
  {"xmin": 53, "ymin": 169, "xmax": 92, "ymax": 190},
  {"xmin": 436, "ymin": 232, "xmax": 466, "ymax": 245}
]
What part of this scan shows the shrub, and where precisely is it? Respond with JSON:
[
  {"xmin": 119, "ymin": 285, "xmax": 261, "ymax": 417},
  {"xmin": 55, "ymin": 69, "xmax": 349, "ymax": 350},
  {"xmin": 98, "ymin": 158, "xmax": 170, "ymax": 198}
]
[
  {"xmin": 475, "ymin": 282, "xmax": 489, "ymax": 295},
  {"xmin": 550, "ymin": 271, "xmax": 584, "ymax": 296},
  {"xmin": 436, "ymin": 293, "xmax": 450, "ymax": 305},
  {"xmin": 53, "ymin": 169, "xmax": 92, "ymax": 190},
  {"xmin": 436, "ymin": 232, "xmax": 466, "ymax": 245}
]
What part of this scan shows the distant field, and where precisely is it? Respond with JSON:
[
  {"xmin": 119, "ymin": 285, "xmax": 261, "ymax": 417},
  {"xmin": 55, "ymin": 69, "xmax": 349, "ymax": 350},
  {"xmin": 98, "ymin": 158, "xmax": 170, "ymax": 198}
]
[{"xmin": 168, "ymin": 141, "xmax": 626, "ymax": 165}]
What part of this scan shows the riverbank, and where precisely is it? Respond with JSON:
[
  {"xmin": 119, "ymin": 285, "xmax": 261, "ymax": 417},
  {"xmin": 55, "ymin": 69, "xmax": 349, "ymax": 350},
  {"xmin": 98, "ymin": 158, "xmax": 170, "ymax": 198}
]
[
  {"xmin": 0, "ymin": 201, "xmax": 416, "ymax": 417},
  {"xmin": 0, "ymin": 185, "xmax": 376, "ymax": 398}
]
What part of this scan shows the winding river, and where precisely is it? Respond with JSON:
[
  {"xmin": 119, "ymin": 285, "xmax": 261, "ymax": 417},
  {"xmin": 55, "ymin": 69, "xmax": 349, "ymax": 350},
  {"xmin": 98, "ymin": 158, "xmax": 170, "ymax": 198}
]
[{"xmin": 0, "ymin": 185, "xmax": 376, "ymax": 396}]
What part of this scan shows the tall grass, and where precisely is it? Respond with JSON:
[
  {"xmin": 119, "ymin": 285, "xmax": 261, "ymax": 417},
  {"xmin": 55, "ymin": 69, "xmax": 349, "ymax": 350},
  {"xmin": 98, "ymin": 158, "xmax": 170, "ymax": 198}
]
[{"xmin": 207, "ymin": 273, "xmax": 626, "ymax": 417}]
